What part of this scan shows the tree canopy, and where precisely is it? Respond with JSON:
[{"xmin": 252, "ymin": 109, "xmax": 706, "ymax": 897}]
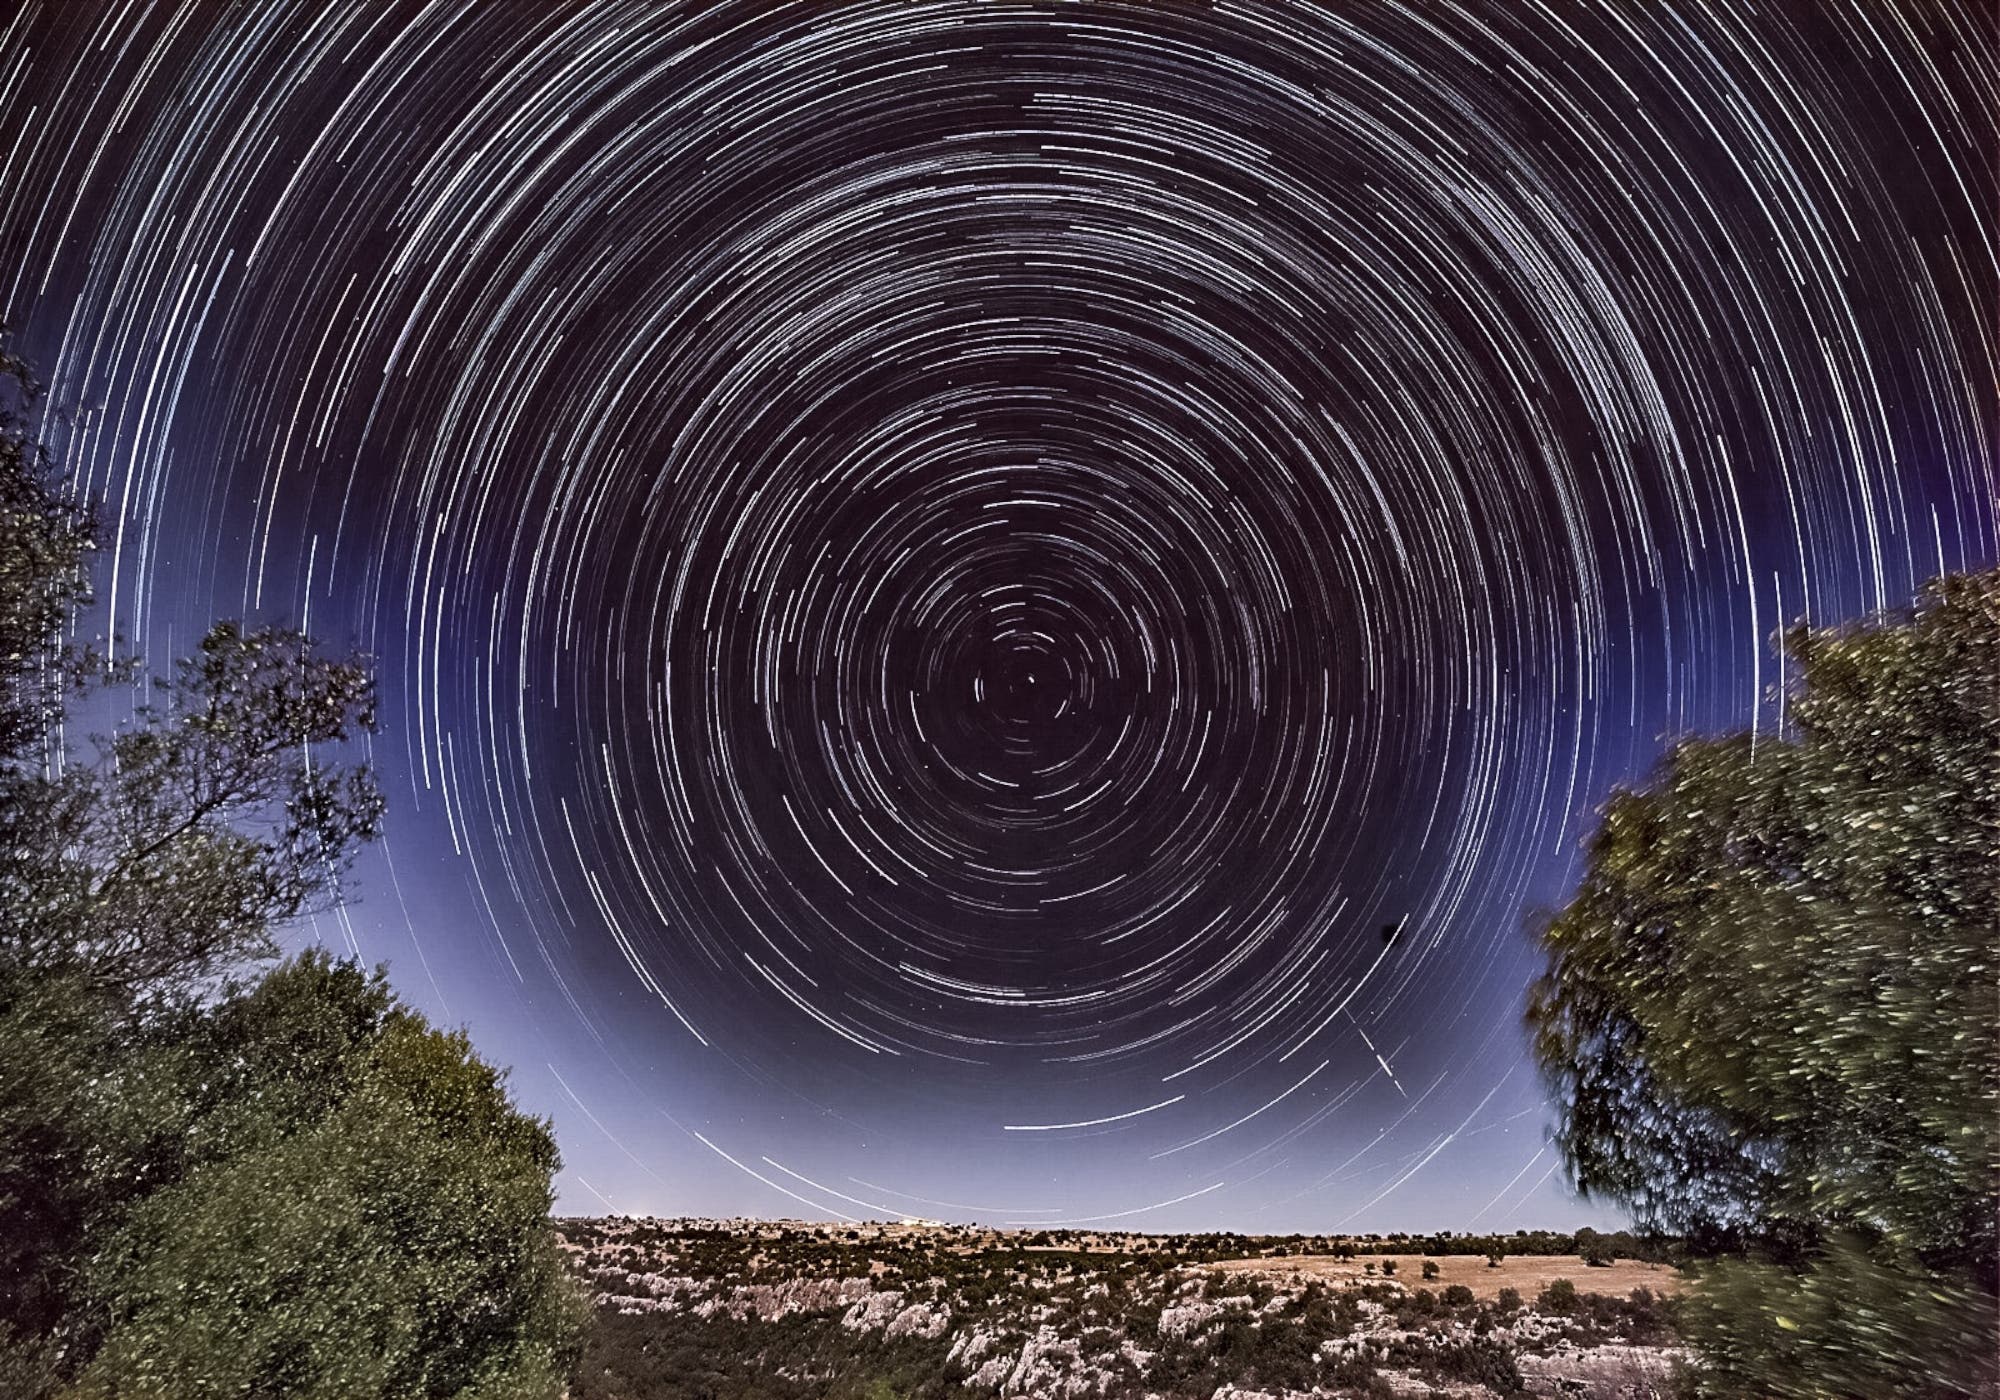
[{"xmin": 1528, "ymin": 567, "xmax": 1999, "ymax": 1396}]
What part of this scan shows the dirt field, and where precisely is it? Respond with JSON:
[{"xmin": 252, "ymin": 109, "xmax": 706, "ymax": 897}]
[{"xmin": 1208, "ymin": 1251, "xmax": 1684, "ymax": 1301}]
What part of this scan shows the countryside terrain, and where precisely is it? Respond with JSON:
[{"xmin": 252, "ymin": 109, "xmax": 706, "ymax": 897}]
[{"xmin": 559, "ymin": 1217, "xmax": 1686, "ymax": 1399}]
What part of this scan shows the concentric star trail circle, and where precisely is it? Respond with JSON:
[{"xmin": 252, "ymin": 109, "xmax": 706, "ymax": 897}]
[{"xmin": 2, "ymin": 1, "xmax": 1992, "ymax": 1223}]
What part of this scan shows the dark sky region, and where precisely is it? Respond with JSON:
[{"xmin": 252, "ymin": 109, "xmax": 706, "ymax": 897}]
[{"xmin": 1, "ymin": 2, "xmax": 1993, "ymax": 1234}]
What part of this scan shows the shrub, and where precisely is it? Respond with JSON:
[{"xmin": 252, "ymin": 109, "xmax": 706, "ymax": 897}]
[
  {"xmin": 69, "ymin": 957, "xmax": 586, "ymax": 1398},
  {"xmin": 1538, "ymin": 1278, "xmax": 1579, "ymax": 1314},
  {"xmin": 1424, "ymin": 1339, "xmax": 1526, "ymax": 1394},
  {"xmin": 1679, "ymin": 1236, "xmax": 1996, "ymax": 1398}
]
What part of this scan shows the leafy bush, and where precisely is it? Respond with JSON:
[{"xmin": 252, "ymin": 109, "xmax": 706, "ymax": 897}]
[
  {"xmin": 1422, "ymin": 1339, "xmax": 1525, "ymax": 1395},
  {"xmin": 1538, "ymin": 1278, "xmax": 1579, "ymax": 1314},
  {"xmin": 1680, "ymin": 1235, "xmax": 1995, "ymax": 1398},
  {"xmin": 69, "ymin": 956, "xmax": 587, "ymax": 1399}
]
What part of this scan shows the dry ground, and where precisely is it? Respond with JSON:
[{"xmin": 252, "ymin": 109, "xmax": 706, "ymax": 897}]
[{"xmin": 1207, "ymin": 1251, "xmax": 1684, "ymax": 1301}]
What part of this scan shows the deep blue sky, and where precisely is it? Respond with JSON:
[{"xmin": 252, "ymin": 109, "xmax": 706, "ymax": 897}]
[{"xmin": 1, "ymin": 1, "xmax": 1992, "ymax": 1234}]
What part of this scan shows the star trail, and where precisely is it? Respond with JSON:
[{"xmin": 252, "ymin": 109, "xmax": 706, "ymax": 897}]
[{"xmin": 1, "ymin": 1, "xmax": 1992, "ymax": 1231}]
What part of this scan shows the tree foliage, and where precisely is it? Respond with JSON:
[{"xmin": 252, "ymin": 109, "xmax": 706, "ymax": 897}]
[
  {"xmin": 1, "ymin": 621, "xmax": 385, "ymax": 1002},
  {"xmin": 0, "ymin": 344, "xmax": 93, "ymax": 760},
  {"xmin": 71, "ymin": 955, "xmax": 586, "ymax": 1400},
  {"xmin": 1528, "ymin": 568, "xmax": 1999, "ymax": 1395},
  {"xmin": 0, "ymin": 337, "xmax": 583, "ymax": 1397}
]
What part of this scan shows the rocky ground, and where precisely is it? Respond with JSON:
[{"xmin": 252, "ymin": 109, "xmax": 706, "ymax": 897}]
[{"xmin": 558, "ymin": 1218, "xmax": 1685, "ymax": 1399}]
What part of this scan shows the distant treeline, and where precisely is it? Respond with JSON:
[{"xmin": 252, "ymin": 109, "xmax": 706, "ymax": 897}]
[
  {"xmin": 1024, "ymin": 1226, "xmax": 1669, "ymax": 1264},
  {"xmin": 563, "ymin": 1217, "xmax": 1673, "ymax": 1266}
]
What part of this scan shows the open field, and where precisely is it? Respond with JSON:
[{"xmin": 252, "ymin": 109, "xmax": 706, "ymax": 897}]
[{"xmin": 1209, "ymin": 1251, "xmax": 1684, "ymax": 1302}]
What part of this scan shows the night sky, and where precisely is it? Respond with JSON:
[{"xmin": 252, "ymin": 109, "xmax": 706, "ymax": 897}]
[{"xmin": 2, "ymin": 1, "xmax": 1993, "ymax": 1233}]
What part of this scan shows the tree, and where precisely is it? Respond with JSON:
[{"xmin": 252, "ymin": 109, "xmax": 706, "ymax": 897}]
[
  {"xmin": 1421, "ymin": 1259, "xmax": 1440, "ymax": 1281},
  {"xmin": 0, "ymin": 337, "xmax": 583, "ymax": 1396},
  {"xmin": 1484, "ymin": 1247, "xmax": 1504, "ymax": 1269},
  {"xmin": 1, "ymin": 339, "xmax": 382, "ymax": 1376},
  {"xmin": 1528, "ymin": 569, "xmax": 1999, "ymax": 1395}
]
